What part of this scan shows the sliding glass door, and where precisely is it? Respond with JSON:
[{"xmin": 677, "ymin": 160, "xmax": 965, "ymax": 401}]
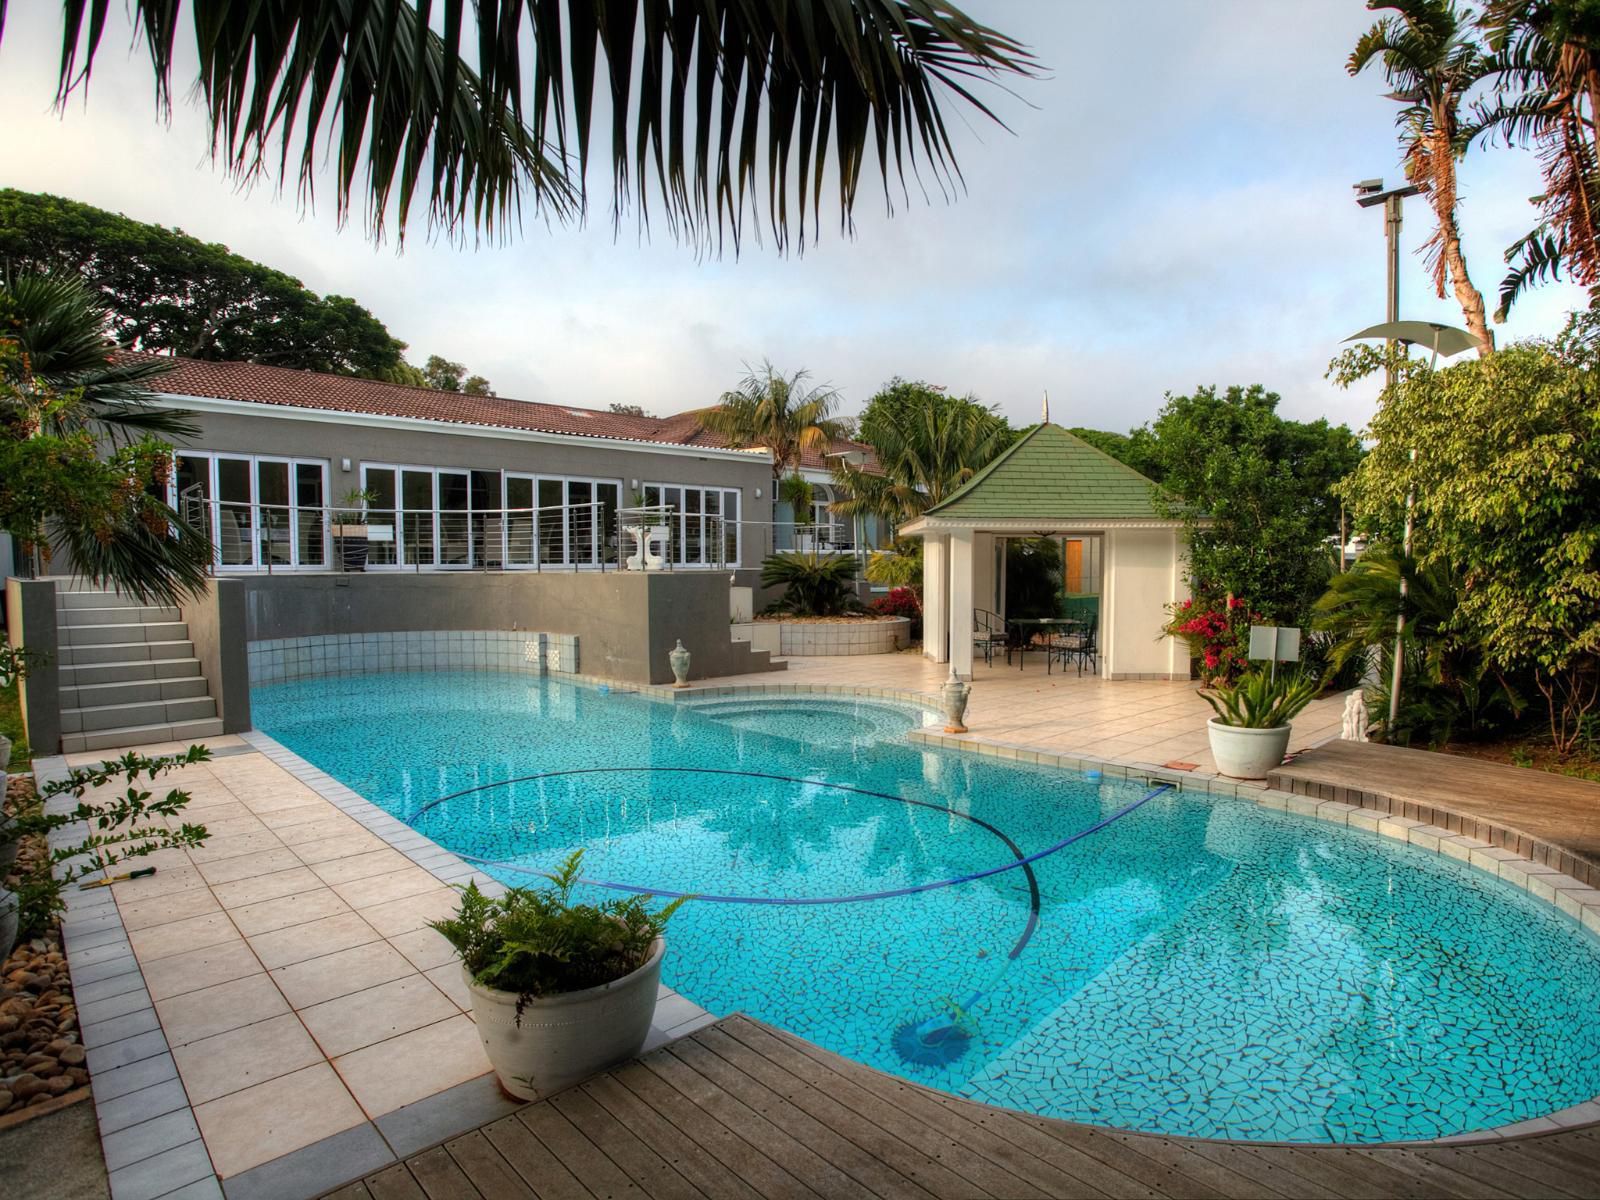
[{"xmin": 172, "ymin": 453, "xmax": 328, "ymax": 570}]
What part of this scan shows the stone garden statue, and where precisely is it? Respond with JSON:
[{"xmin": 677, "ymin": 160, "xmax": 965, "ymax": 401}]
[{"xmin": 1341, "ymin": 690, "xmax": 1369, "ymax": 742}]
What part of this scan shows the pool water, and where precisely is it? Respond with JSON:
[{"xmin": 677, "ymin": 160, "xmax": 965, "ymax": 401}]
[{"xmin": 252, "ymin": 671, "xmax": 1600, "ymax": 1143}]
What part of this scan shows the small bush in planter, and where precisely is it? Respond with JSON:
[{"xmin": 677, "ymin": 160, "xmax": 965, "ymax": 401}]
[
  {"xmin": 1201, "ymin": 670, "xmax": 1319, "ymax": 728},
  {"xmin": 760, "ymin": 549, "xmax": 863, "ymax": 616},
  {"xmin": 431, "ymin": 849, "xmax": 688, "ymax": 1020}
]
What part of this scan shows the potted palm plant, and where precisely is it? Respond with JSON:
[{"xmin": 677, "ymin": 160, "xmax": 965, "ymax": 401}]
[
  {"xmin": 1201, "ymin": 670, "xmax": 1319, "ymax": 778},
  {"xmin": 430, "ymin": 850, "xmax": 688, "ymax": 1101},
  {"xmin": 331, "ymin": 487, "xmax": 377, "ymax": 571}
]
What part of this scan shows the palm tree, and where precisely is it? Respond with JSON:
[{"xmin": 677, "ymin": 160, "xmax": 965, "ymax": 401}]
[
  {"xmin": 10, "ymin": 3, "xmax": 1033, "ymax": 251},
  {"xmin": 830, "ymin": 381, "xmax": 1011, "ymax": 524},
  {"xmin": 2, "ymin": 273, "xmax": 213, "ymax": 603},
  {"xmin": 1474, "ymin": 1, "xmax": 1600, "ymax": 316},
  {"xmin": 700, "ymin": 362, "xmax": 850, "ymax": 495},
  {"xmin": 1350, "ymin": 0, "xmax": 1496, "ymax": 355}
]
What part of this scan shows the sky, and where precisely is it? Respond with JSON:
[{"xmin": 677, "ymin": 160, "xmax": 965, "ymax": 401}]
[{"xmin": 0, "ymin": 2, "xmax": 1587, "ymax": 435}]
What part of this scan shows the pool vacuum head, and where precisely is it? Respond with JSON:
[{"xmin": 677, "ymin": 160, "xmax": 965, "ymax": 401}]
[{"xmin": 892, "ymin": 1015, "xmax": 973, "ymax": 1067}]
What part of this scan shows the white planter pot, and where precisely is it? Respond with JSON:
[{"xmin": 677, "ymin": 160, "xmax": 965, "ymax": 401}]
[
  {"xmin": 1207, "ymin": 719, "xmax": 1293, "ymax": 779},
  {"xmin": 465, "ymin": 937, "xmax": 664, "ymax": 1101}
]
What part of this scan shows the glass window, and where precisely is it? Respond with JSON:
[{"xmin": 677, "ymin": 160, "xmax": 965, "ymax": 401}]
[
  {"xmin": 567, "ymin": 480, "xmax": 595, "ymax": 564},
  {"xmin": 257, "ymin": 461, "xmax": 290, "ymax": 567},
  {"xmin": 295, "ymin": 463, "xmax": 326, "ymax": 566},
  {"xmin": 402, "ymin": 470, "xmax": 434, "ymax": 565},
  {"xmin": 364, "ymin": 467, "xmax": 398, "ymax": 566},
  {"xmin": 505, "ymin": 475, "xmax": 534, "ymax": 566},
  {"xmin": 642, "ymin": 483, "xmax": 742, "ymax": 567},
  {"xmin": 537, "ymin": 478, "xmax": 565, "ymax": 563}
]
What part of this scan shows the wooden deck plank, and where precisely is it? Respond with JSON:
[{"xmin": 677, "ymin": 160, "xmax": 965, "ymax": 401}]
[
  {"xmin": 344, "ymin": 1017, "xmax": 1600, "ymax": 1200},
  {"xmin": 698, "ymin": 1021, "xmax": 997, "ymax": 1200},
  {"xmin": 1413, "ymin": 1146, "xmax": 1587, "ymax": 1200},
  {"xmin": 365, "ymin": 1164, "xmax": 430, "ymax": 1200},
  {"xmin": 607, "ymin": 1059, "xmax": 821, "ymax": 1200},
  {"xmin": 1287, "ymin": 1146, "xmax": 1453, "ymax": 1198},
  {"xmin": 408, "ymin": 1146, "xmax": 487, "ymax": 1200},
  {"xmin": 763, "ymin": 1020, "xmax": 1116, "ymax": 1199},
  {"xmin": 1349, "ymin": 1148, "xmax": 1521, "ymax": 1200},
  {"xmin": 719, "ymin": 1018, "xmax": 1031, "ymax": 1199},
  {"xmin": 728, "ymin": 1019, "xmax": 1174, "ymax": 1200},
  {"xmin": 444, "ymin": 1131, "xmax": 539, "ymax": 1200},
  {"xmin": 518, "ymin": 1103, "xmax": 649, "ymax": 1200},
  {"xmin": 667, "ymin": 1035, "xmax": 936, "ymax": 1200},
  {"xmin": 581, "ymin": 1072, "xmax": 767, "ymax": 1200},
  {"xmin": 548, "ymin": 1083, "xmax": 709, "ymax": 1200},
  {"xmin": 642, "ymin": 1039, "xmax": 882, "ymax": 1200},
  {"xmin": 480, "ymin": 1113, "xmax": 597, "ymax": 1200}
]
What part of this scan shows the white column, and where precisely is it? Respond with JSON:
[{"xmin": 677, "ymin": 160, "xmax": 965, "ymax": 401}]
[
  {"xmin": 949, "ymin": 529, "xmax": 975, "ymax": 679},
  {"xmin": 923, "ymin": 534, "xmax": 948, "ymax": 663},
  {"xmin": 1101, "ymin": 530, "xmax": 1117, "ymax": 678}
]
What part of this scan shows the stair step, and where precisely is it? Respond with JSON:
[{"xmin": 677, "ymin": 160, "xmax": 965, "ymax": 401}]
[
  {"xmin": 54, "ymin": 588, "xmax": 145, "ymax": 608},
  {"xmin": 61, "ymin": 676, "xmax": 211, "ymax": 709},
  {"xmin": 57, "ymin": 604, "xmax": 181, "ymax": 627},
  {"xmin": 59, "ymin": 658, "xmax": 204, "ymax": 687},
  {"xmin": 57, "ymin": 621, "xmax": 189, "ymax": 647},
  {"xmin": 58, "ymin": 640, "xmax": 197, "ymax": 667},
  {"xmin": 60, "ymin": 717, "xmax": 226, "ymax": 755},
  {"xmin": 61, "ymin": 696, "xmax": 217, "ymax": 734}
]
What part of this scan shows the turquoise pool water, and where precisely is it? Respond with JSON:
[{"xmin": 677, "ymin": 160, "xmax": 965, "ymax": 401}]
[{"xmin": 252, "ymin": 670, "xmax": 1600, "ymax": 1143}]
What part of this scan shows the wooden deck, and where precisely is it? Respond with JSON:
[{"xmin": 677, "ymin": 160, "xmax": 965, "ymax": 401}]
[
  {"xmin": 1270, "ymin": 739, "xmax": 1600, "ymax": 889},
  {"xmin": 326, "ymin": 1015, "xmax": 1600, "ymax": 1200}
]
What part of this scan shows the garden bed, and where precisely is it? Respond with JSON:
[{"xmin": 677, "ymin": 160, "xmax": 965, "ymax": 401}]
[
  {"xmin": 1, "ymin": 774, "xmax": 88, "ymax": 1122},
  {"xmin": 749, "ymin": 615, "xmax": 911, "ymax": 656}
]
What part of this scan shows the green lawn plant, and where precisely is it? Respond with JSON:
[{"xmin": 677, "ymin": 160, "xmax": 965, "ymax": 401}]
[
  {"xmin": 431, "ymin": 850, "xmax": 688, "ymax": 1021},
  {"xmin": 760, "ymin": 549, "xmax": 863, "ymax": 617},
  {"xmin": 10, "ymin": 746, "xmax": 212, "ymax": 935},
  {"xmin": 1201, "ymin": 670, "xmax": 1319, "ymax": 730}
]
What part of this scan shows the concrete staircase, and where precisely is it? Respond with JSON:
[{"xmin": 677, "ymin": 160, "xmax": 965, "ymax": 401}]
[{"xmin": 56, "ymin": 589, "xmax": 224, "ymax": 753}]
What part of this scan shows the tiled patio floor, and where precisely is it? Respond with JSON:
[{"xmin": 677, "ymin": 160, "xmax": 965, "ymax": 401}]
[
  {"xmin": 44, "ymin": 734, "xmax": 715, "ymax": 1199},
  {"xmin": 719, "ymin": 651, "xmax": 1351, "ymax": 776}
]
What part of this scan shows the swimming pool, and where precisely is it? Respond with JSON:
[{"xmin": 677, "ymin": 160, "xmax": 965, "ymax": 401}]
[{"xmin": 253, "ymin": 670, "xmax": 1600, "ymax": 1143}]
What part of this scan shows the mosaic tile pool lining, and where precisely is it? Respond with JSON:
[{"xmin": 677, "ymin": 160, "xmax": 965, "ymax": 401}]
[{"xmin": 252, "ymin": 670, "xmax": 1600, "ymax": 1144}]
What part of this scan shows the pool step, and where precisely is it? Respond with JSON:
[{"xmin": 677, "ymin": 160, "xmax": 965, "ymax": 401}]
[{"xmin": 55, "ymin": 588, "xmax": 221, "ymax": 754}]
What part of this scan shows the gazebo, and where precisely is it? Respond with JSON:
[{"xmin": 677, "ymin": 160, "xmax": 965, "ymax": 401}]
[{"xmin": 898, "ymin": 420, "xmax": 1191, "ymax": 680}]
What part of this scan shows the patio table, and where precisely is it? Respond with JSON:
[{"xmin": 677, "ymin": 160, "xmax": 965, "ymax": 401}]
[{"xmin": 1006, "ymin": 617, "xmax": 1085, "ymax": 671}]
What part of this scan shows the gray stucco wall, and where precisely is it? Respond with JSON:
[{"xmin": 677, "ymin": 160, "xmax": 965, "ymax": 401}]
[
  {"xmin": 234, "ymin": 572, "xmax": 774, "ymax": 686},
  {"xmin": 5, "ymin": 577, "xmax": 59, "ymax": 755},
  {"xmin": 180, "ymin": 579, "xmax": 251, "ymax": 734}
]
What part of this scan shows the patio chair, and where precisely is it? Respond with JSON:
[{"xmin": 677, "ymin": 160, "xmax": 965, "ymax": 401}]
[
  {"xmin": 973, "ymin": 609, "xmax": 1007, "ymax": 666},
  {"xmin": 1055, "ymin": 615, "xmax": 1099, "ymax": 676}
]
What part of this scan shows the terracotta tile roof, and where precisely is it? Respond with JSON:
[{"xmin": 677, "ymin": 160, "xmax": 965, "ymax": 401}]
[
  {"xmin": 125, "ymin": 352, "xmax": 762, "ymax": 453},
  {"xmin": 128, "ymin": 352, "xmax": 880, "ymax": 470}
]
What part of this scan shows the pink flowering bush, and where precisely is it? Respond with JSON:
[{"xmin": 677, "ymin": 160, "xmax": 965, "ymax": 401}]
[{"xmin": 1163, "ymin": 594, "xmax": 1260, "ymax": 683}]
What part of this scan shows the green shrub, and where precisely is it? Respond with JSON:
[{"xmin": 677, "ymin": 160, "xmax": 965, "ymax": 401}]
[
  {"xmin": 10, "ymin": 746, "xmax": 212, "ymax": 935},
  {"xmin": 430, "ymin": 850, "xmax": 687, "ymax": 1018},
  {"xmin": 760, "ymin": 549, "xmax": 862, "ymax": 616},
  {"xmin": 1201, "ymin": 670, "xmax": 1318, "ymax": 729}
]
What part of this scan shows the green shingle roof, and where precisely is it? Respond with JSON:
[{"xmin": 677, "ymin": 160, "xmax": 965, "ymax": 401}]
[{"xmin": 923, "ymin": 423, "xmax": 1172, "ymax": 521}]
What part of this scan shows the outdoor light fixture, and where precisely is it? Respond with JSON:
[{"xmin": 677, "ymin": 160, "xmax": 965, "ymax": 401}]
[{"xmin": 340, "ymin": 458, "xmax": 351, "ymax": 472}]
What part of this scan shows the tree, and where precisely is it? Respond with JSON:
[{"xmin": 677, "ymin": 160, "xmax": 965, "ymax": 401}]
[
  {"xmin": 700, "ymin": 362, "xmax": 849, "ymax": 489},
  {"xmin": 1474, "ymin": 1, "xmax": 1600, "ymax": 317},
  {"xmin": 1350, "ymin": 0, "xmax": 1495, "ymax": 354},
  {"xmin": 1, "ymin": 273, "xmax": 213, "ymax": 603},
  {"xmin": 422, "ymin": 356, "xmax": 468, "ymax": 392},
  {"xmin": 832, "ymin": 378, "xmax": 1013, "ymax": 523},
  {"xmin": 1142, "ymin": 385, "xmax": 1363, "ymax": 625},
  {"xmin": 6, "ymin": 4, "xmax": 1033, "ymax": 251},
  {"xmin": 609, "ymin": 403, "xmax": 647, "ymax": 417},
  {"xmin": 463, "ymin": 376, "xmax": 495, "ymax": 397},
  {"xmin": 0, "ymin": 190, "xmax": 407, "ymax": 376},
  {"xmin": 1340, "ymin": 324, "xmax": 1600, "ymax": 753}
]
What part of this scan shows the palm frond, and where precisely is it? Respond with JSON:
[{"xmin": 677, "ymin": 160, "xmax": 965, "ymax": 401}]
[{"xmin": 14, "ymin": 1, "xmax": 1035, "ymax": 251}]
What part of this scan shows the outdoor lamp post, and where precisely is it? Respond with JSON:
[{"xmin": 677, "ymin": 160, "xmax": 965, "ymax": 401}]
[{"xmin": 1341, "ymin": 320, "xmax": 1475, "ymax": 728}]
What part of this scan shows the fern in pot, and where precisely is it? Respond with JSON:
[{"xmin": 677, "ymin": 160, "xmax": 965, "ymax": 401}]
[
  {"xmin": 1202, "ymin": 670, "xmax": 1319, "ymax": 779},
  {"xmin": 431, "ymin": 849, "xmax": 687, "ymax": 1101}
]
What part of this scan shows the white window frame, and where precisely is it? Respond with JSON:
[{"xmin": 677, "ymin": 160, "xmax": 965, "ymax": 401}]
[
  {"xmin": 170, "ymin": 452, "xmax": 330, "ymax": 571},
  {"xmin": 642, "ymin": 483, "xmax": 741, "ymax": 568}
]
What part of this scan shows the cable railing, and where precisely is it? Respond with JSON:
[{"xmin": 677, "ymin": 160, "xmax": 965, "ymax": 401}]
[{"xmin": 174, "ymin": 492, "xmax": 872, "ymax": 576}]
